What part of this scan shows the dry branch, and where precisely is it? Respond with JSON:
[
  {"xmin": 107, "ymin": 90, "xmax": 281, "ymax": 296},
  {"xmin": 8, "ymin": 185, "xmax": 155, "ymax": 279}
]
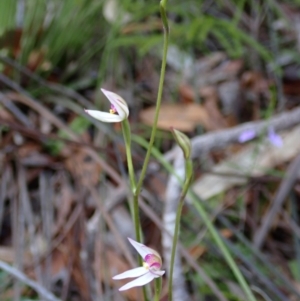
[
  {"xmin": 0, "ymin": 55, "xmax": 93, "ymax": 108},
  {"xmin": 254, "ymin": 153, "xmax": 300, "ymax": 248},
  {"xmin": 190, "ymin": 106, "xmax": 300, "ymax": 157},
  {"xmin": 0, "ymin": 260, "xmax": 62, "ymax": 301},
  {"xmin": 164, "ymin": 106, "xmax": 300, "ymax": 161}
]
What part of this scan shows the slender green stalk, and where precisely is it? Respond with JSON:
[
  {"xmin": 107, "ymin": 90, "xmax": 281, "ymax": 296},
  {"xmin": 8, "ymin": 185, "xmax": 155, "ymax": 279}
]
[
  {"xmin": 121, "ymin": 121, "xmax": 143, "ymax": 293},
  {"xmin": 136, "ymin": 3, "xmax": 169, "ymax": 299},
  {"xmin": 168, "ymin": 160, "xmax": 192, "ymax": 301},
  {"xmin": 121, "ymin": 2, "xmax": 169, "ymax": 300},
  {"xmin": 121, "ymin": 119, "xmax": 136, "ymax": 191},
  {"xmin": 121, "ymin": 119, "xmax": 141, "ymax": 249},
  {"xmin": 154, "ymin": 277, "xmax": 162, "ymax": 301},
  {"xmin": 129, "ymin": 5, "xmax": 169, "ymax": 300},
  {"xmin": 121, "ymin": 120, "xmax": 148, "ymax": 301},
  {"xmin": 190, "ymin": 191, "xmax": 257, "ymax": 301},
  {"xmin": 134, "ymin": 0, "xmax": 169, "ymax": 198},
  {"xmin": 168, "ymin": 200, "xmax": 184, "ymax": 301}
]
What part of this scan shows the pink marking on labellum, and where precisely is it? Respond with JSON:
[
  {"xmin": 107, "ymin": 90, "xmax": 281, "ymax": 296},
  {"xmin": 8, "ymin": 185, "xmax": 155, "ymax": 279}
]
[
  {"xmin": 110, "ymin": 104, "xmax": 117, "ymax": 114},
  {"xmin": 145, "ymin": 254, "xmax": 161, "ymax": 271}
]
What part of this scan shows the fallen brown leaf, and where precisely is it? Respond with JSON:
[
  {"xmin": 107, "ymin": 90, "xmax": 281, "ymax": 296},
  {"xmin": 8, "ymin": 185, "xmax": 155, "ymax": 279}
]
[{"xmin": 140, "ymin": 103, "xmax": 213, "ymax": 132}]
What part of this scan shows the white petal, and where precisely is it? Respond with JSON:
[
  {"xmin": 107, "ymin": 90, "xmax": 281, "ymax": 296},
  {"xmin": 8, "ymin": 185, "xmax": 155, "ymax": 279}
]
[
  {"xmin": 127, "ymin": 238, "xmax": 155, "ymax": 259},
  {"xmin": 151, "ymin": 270, "xmax": 165, "ymax": 277},
  {"xmin": 112, "ymin": 267, "xmax": 148, "ymax": 280},
  {"xmin": 101, "ymin": 89, "xmax": 129, "ymax": 119},
  {"xmin": 85, "ymin": 109, "xmax": 123, "ymax": 122},
  {"xmin": 118, "ymin": 272, "xmax": 156, "ymax": 291}
]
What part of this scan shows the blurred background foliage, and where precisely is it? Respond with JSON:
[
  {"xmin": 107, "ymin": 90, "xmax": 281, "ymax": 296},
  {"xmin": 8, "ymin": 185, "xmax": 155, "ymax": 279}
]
[{"xmin": 0, "ymin": 0, "xmax": 283, "ymax": 87}]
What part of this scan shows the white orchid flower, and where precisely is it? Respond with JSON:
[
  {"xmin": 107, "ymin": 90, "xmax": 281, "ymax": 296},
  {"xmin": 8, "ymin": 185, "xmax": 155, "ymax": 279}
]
[
  {"xmin": 113, "ymin": 238, "xmax": 165, "ymax": 291},
  {"xmin": 85, "ymin": 88, "xmax": 129, "ymax": 122}
]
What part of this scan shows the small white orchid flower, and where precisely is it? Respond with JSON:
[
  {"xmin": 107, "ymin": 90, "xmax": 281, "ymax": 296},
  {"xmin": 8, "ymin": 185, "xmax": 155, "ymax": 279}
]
[
  {"xmin": 85, "ymin": 88, "xmax": 129, "ymax": 122},
  {"xmin": 113, "ymin": 238, "xmax": 165, "ymax": 291}
]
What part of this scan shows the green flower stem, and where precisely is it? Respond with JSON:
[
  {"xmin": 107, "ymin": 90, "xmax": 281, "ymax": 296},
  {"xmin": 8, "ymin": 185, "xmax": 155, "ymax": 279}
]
[
  {"xmin": 137, "ymin": 3, "xmax": 169, "ymax": 299},
  {"xmin": 134, "ymin": 0, "xmax": 169, "ymax": 199},
  {"xmin": 190, "ymin": 191, "xmax": 257, "ymax": 301},
  {"xmin": 168, "ymin": 160, "xmax": 193, "ymax": 301},
  {"xmin": 121, "ymin": 119, "xmax": 136, "ymax": 191},
  {"xmin": 121, "ymin": 120, "xmax": 148, "ymax": 301},
  {"xmin": 121, "ymin": 119, "xmax": 140, "ymax": 240},
  {"xmin": 130, "ymin": 5, "xmax": 169, "ymax": 297},
  {"xmin": 168, "ymin": 200, "xmax": 184, "ymax": 301},
  {"xmin": 154, "ymin": 277, "xmax": 162, "ymax": 301},
  {"xmin": 122, "ymin": 2, "xmax": 169, "ymax": 300}
]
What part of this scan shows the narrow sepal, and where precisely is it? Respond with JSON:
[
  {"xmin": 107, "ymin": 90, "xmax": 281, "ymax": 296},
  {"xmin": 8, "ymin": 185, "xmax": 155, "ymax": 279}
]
[
  {"xmin": 113, "ymin": 267, "xmax": 148, "ymax": 280},
  {"xmin": 118, "ymin": 272, "xmax": 156, "ymax": 291}
]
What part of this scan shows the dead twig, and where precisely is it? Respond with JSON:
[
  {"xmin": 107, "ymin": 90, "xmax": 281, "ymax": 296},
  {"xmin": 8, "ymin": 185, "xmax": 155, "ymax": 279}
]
[
  {"xmin": 0, "ymin": 260, "xmax": 62, "ymax": 301},
  {"xmin": 0, "ymin": 117, "xmax": 104, "ymax": 154},
  {"xmin": 0, "ymin": 55, "xmax": 93, "ymax": 108},
  {"xmin": 191, "ymin": 106, "xmax": 300, "ymax": 156},
  {"xmin": 87, "ymin": 185, "xmax": 135, "ymax": 268},
  {"xmin": 164, "ymin": 106, "xmax": 300, "ymax": 162},
  {"xmin": 0, "ymin": 166, "xmax": 12, "ymax": 236},
  {"xmin": 254, "ymin": 153, "xmax": 300, "ymax": 248}
]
